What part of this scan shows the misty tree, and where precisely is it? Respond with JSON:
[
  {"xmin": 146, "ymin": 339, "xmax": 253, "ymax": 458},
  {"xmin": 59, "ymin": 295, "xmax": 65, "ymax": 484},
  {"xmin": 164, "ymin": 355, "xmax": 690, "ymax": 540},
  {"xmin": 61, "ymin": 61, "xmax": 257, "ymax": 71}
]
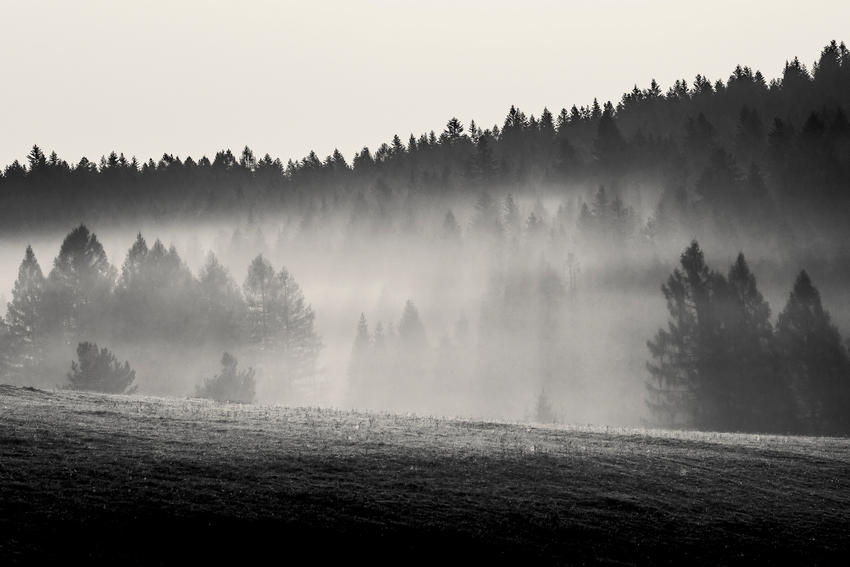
[
  {"xmin": 646, "ymin": 242, "xmax": 801, "ymax": 432},
  {"xmin": 197, "ymin": 251, "xmax": 245, "ymax": 346},
  {"xmin": 535, "ymin": 389, "xmax": 555, "ymax": 423},
  {"xmin": 393, "ymin": 300, "xmax": 429, "ymax": 408},
  {"xmin": 276, "ymin": 267, "xmax": 323, "ymax": 383},
  {"xmin": 575, "ymin": 203, "xmax": 594, "ymax": 246},
  {"xmin": 243, "ymin": 254, "xmax": 279, "ymax": 346},
  {"xmin": 694, "ymin": 149, "xmax": 743, "ymax": 229},
  {"xmin": 46, "ymin": 225, "xmax": 116, "ymax": 341},
  {"xmin": 593, "ymin": 105, "xmax": 627, "ymax": 176},
  {"xmin": 65, "ymin": 342, "xmax": 137, "ymax": 394},
  {"xmin": 432, "ymin": 312, "xmax": 474, "ymax": 412},
  {"xmin": 646, "ymin": 241, "xmax": 720, "ymax": 428},
  {"xmin": 526, "ymin": 212, "xmax": 546, "ymax": 240},
  {"xmin": 537, "ymin": 261, "xmax": 566, "ymax": 392},
  {"xmin": 712, "ymin": 253, "xmax": 795, "ymax": 432},
  {"xmin": 565, "ymin": 252, "xmax": 580, "ymax": 299},
  {"xmin": 442, "ymin": 209, "xmax": 462, "ymax": 244},
  {"xmin": 398, "ymin": 300, "xmax": 427, "ymax": 350},
  {"xmin": 347, "ymin": 313, "xmax": 371, "ymax": 407},
  {"xmin": 610, "ymin": 194, "xmax": 636, "ymax": 245},
  {"xmin": 470, "ymin": 191, "xmax": 502, "ymax": 239},
  {"xmin": 773, "ymin": 271, "xmax": 850, "ymax": 434},
  {"xmin": 467, "ymin": 132, "xmax": 497, "ymax": 183},
  {"xmin": 577, "ymin": 186, "xmax": 618, "ymax": 249},
  {"xmin": 243, "ymin": 257, "xmax": 322, "ymax": 392},
  {"xmin": 4, "ymin": 245, "xmax": 47, "ymax": 382},
  {"xmin": 114, "ymin": 235, "xmax": 199, "ymax": 342},
  {"xmin": 0, "ymin": 319, "xmax": 12, "ymax": 380},
  {"xmin": 503, "ymin": 194, "xmax": 522, "ymax": 239},
  {"xmin": 195, "ymin": 352, "xmax": 255, "ymax": 404}
]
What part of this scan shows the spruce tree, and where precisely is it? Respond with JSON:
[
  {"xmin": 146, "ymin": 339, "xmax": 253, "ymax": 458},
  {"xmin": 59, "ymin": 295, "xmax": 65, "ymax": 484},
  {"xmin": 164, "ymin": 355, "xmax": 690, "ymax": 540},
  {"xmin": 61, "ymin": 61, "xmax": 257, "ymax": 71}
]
[
  {"xmin": 348, "ymin": 313, "xmax": 371, "ymax": 405},
  {"xmin": 5, "ymin": 245, "xmax": 46, "ymax": 381},
  {"xmin": 195, "ymin": 352, "xmax": 255, "ymax": 404},
  {"xmin": 646, "ymin": 241, "xmax": 721, "ymax": 428},
  {"xmin": 197, "ymin": 251, "xmax": 245, "ymax": 345},
  {"xmin": 276, "ymin": 267, "xmax": 323, "ymax": 390},
  {"xmin": 66, "ymin": 342, "xmax": 137, "ymax": 394},
  {"xmin": 503, "ymin": 194, "xmax": 522, "ymax": 238},
  {"xmin": 774, "ymin": 271, "xmax": 850, "ymax": 434},
  {"xmin": 243, "ymin": 254, "xmax": 279, "ymax": 346},
  {"xmin": 721, "ymin": 253, "xmax": 788, "ymax": 431},
  {"xmin": 46, "ymin": 225, "xmax": 116, "ymax": 340}
]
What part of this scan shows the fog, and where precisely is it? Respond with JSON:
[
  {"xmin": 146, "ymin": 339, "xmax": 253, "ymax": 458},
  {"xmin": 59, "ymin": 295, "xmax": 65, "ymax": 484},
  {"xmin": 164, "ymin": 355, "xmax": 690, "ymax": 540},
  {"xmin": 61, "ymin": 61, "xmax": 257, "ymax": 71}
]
[{"xmin": 5, "ymin": 179, "xmax": 848, "ymax": 428}]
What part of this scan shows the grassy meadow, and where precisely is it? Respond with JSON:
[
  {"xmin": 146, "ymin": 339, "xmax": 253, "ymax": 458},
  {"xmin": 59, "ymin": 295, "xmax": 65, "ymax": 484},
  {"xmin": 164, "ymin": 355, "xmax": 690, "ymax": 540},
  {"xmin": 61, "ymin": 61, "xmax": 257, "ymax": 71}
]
[{"xmin": 1, "ymin": 384, "xmax": 849, "ymax": 563}]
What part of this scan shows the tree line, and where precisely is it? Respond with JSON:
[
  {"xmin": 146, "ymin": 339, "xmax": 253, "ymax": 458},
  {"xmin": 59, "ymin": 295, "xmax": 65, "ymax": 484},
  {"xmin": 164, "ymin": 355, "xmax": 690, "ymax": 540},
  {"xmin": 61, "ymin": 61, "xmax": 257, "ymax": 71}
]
[
  {"xmin": 647, "ymin": 241, "xmax": 850, "ymax": 436},
  {"xmin": 0, "ymin": 225, "xmax": 321, "ymax": 392},
  {"xmin": 1, "ymin": 40, "xmax": 848, "ymax": 253}
]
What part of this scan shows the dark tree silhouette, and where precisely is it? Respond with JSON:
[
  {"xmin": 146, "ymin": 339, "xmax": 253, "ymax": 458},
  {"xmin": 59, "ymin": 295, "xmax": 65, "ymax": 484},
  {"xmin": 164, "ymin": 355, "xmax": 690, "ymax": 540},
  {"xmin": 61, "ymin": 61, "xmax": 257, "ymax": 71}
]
[
  {"xmin": 4, "ymin": 246, "xmax": 46, "ymax": 381},
  {"xmin": 774, "ymin": 271, "xmax": 850, "ymax": 434},
  {"xmin": 46, "ymin": 225, "xmax": 116, "ymax": 340},
  {"xmin": 195, "ymin": 352, "xmax": 255, "ymax": 404},
  {"xmin": 66, "ymin": 342, "xmax": 137, "ymax": 394}
]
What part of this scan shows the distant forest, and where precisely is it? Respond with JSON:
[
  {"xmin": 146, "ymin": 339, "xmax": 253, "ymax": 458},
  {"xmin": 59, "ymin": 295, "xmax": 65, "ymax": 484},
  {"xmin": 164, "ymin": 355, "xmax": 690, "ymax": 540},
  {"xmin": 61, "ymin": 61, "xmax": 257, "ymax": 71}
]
[
  {"xmin": 2, "ymin": 40, "xmax": 849, "ymax": 435},
  {"xmin": 3, "ymin": 41, "xmax": 849, "ymax": 241}
]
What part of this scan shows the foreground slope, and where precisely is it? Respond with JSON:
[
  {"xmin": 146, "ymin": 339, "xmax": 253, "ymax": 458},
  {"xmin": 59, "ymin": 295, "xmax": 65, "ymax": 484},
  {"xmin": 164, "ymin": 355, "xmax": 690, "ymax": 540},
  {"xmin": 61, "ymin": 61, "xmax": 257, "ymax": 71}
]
[{"xmin": 1, "ymin": 385, "xmax": 848, "ymax": 563}]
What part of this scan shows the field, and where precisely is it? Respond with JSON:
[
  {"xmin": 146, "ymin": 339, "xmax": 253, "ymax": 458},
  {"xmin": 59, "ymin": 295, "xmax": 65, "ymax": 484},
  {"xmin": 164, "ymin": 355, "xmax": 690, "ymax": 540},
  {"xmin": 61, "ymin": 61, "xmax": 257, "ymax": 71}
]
[{"xmin": 1, "ymin": 384, "xmax": 849, "ymax": 564}]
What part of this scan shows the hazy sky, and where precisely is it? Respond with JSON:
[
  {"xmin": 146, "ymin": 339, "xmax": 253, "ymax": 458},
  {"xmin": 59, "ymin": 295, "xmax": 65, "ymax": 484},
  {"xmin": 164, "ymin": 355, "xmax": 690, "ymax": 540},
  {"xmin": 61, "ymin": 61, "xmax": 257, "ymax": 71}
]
[{"xmin": 2, "ymin": 0, "xmax": 848, "ymax": 169}]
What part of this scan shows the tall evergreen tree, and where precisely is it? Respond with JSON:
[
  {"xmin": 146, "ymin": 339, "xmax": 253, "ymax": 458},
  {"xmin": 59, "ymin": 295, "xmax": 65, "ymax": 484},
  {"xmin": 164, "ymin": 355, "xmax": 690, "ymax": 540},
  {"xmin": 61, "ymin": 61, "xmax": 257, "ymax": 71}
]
[
  {"xmin": 4, "ymin": 246, "xmax": 47, "ymax": 381},
  {"xmin": 774, "ymin": 271, "xmax": 850, "ymax": 434},
  {"xmin": 46, "ymin": 225, "xmax": 116, "ymax": 341},
  {"xmin": 348, "ymin": 313, "xmax": 371, "ymax": 405},
  {"xmin": 721, "ymin": 253, "xmax": 789, "ymax": 431},
  {"xmin": 197, "ymin": 251, "xmax": 245, "ymax": 345},
  {"xmin": 243, "ymin": 254, "xmax": 279, "ymax": 346},
  {"xmin": 646, "ymin": 241, "xmax": 723, "ymax": 428},
  {"xmin": 503, "ymin": 194, "xmax": 522, "ymax": 239}
]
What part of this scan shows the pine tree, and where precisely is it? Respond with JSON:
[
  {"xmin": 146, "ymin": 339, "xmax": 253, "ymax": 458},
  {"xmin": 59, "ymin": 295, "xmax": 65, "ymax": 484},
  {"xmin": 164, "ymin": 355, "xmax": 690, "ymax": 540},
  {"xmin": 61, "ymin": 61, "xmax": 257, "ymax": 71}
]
[
  {"xmin": 5, "ymin": 245, "xmax": 46, "ymax": 381},
  {"xmin": 774, "ymin": 271, "xmax": 850, "ymax": 434},
  {"xmin": 398, "ymin": 300, "xmax": 427, "ymax": 350},
  {"xmin": 503, "ymin": 194, "xmax": 522, "ymax": 238},
  {"xmin": 646, "ymin": 241, "xmax": 719, "ymax": 428},
  {"xmin": 721, "ymin": 253, "xmax": 788, "ymax": 431},
  {"xmin": 593, "ymin": 107, "xmax": 627, "ymax": 173},
  {"xmin": 348, "ymin": 313, "xmax": 371, "ymax": 405},
  {"xmin": 195, "ymin": 352, "xmax": 255, "ymax": 404},
  {"xmin": 277, "ymin": 267, "xmax": 322, "ymax": 385},
  {"xmin": 394, "ymin": 300, "xmax": 428, "ymax": 410},
  {"xmin": 243, "ymin": 254, "xmax": 279, "ymax": 346},
  {"xmin": 197, "ymin": 251, "xmax": 245, "ymax": 345},
  {"xmin": 114, "ymin": 235, "xmax": 198, "ymax": 342},
  {"xmin": 442, "ymin": 210, "xmax": 462, "ymax": 244},
  {"xmin": 469, "ymin": 135, "xmax": 497, "ymax": 182},
  {"xmin": 470, "ymin": 191, "xmax": 502, "ymax": 238},
  {"xmin": 535, "ymin": 389, "xmax": 555, "ymax": 423},
  {"xmin": 610, "ymin": 194, "xmax": 636, "ymax": 245},
  {"xmin": 65, "ymin": 342, "xmax": 137, "ymax": 394},
  {"xmin": 46, "ymin": 225, "xmax": 116, "ymax": 340}
]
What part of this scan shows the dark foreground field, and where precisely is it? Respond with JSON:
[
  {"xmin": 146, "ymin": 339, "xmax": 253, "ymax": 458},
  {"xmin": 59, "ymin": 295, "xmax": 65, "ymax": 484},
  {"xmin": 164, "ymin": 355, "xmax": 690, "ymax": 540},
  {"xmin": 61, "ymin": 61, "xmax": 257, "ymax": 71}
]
[{"xmin": 1, "ymin": 385, "xmax": 848, "ymax": 564}]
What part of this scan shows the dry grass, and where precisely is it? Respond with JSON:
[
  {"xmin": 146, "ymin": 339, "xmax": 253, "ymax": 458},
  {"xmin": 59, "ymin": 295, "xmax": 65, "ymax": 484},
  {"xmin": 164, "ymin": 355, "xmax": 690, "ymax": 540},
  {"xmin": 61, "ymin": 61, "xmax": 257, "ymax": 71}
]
[{"xmin": 1, "ymin": 384, "xmax": 848, "ymax": 563}]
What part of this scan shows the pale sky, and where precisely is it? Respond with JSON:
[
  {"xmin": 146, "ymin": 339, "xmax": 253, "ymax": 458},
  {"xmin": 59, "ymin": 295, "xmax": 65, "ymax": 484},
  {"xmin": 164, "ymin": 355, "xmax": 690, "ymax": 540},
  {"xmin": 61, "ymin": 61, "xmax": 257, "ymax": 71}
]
[{"xmin": 1, "ymin": 0, "xmax": 848, "ymax": 169}]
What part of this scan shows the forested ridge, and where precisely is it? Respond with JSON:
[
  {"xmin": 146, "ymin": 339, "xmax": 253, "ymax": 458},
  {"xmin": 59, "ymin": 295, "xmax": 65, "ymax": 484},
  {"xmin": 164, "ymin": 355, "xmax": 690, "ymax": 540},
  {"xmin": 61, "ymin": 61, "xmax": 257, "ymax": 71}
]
[
  {"xmin": 2, "ymin": 41, "xmax": 849, "ymax": 238},
  {"xmin": 2, "ymin": 40, "xmax": 850, "ymax": 434}
]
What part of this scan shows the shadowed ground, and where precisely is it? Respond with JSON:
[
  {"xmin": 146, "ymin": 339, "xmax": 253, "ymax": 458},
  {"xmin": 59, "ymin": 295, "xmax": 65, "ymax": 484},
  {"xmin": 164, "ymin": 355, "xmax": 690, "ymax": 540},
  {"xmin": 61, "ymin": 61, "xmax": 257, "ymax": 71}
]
[{"xmin": 1, "ymin": 384, "xmax": 848, "ymax": 564}]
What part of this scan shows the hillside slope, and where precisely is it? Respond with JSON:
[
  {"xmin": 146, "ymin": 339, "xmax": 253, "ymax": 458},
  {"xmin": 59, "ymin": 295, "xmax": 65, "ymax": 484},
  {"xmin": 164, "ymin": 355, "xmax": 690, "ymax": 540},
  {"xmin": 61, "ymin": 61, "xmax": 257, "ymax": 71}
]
[{"xmin": 1, "ymin": 384, "xmax": 848, "ymax": 563}]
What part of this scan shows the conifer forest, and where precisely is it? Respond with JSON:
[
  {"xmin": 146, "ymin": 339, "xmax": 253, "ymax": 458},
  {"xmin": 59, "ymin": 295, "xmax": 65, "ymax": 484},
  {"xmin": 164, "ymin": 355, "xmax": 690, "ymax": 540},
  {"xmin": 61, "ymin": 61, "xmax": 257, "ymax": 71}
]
[{"xmin": 3, "ymin": 40, "xmax": 850, "ymax": 436}]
